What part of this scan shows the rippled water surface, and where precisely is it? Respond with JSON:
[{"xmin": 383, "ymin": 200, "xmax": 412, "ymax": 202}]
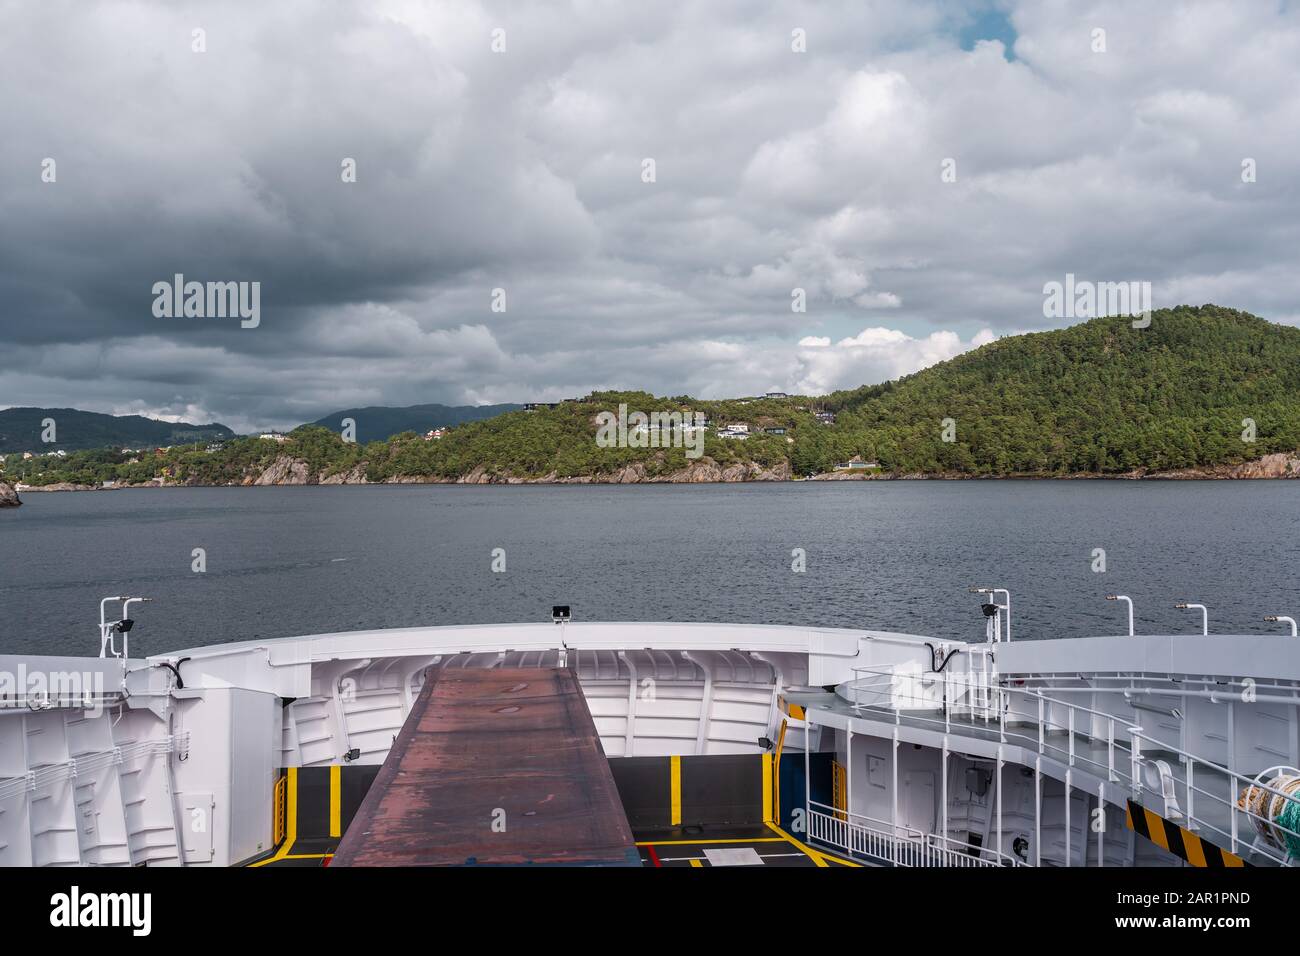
[{"xmin": 1, "ymin": 481, "xmax": 1297, "ymax": 656}]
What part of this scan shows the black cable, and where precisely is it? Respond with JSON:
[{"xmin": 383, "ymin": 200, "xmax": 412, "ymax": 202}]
[
  {"xmin": 157, "ymin": 656, "xmax": 190, "ymax": 689},
  {"xmin": 926, "ymin": 642, "xmax": 961, "ymax": 673}
]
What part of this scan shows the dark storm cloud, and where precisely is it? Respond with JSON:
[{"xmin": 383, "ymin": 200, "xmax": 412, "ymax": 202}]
[{"xmin": 1, "ymin": 0, "xmax": 1298, "ymax": 430}]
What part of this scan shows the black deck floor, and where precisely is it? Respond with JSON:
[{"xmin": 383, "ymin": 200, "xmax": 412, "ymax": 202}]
[{"xmin": 636, "ymin": 822, "xmax": 860, "ymax": 867}]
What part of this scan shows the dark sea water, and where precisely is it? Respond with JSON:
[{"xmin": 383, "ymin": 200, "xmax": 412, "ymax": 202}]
[{"xmin": 1, "ymin": 482, "xmax": 1297, "ymax": 657}]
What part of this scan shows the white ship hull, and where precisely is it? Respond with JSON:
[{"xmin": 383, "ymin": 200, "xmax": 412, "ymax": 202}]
[{"xmin": 2, "ymin": 618, "xmax": 1297, "ymax": 867}]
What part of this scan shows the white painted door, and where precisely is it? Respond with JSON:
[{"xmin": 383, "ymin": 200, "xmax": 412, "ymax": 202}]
[{"xmin": 904, "ymin": 771, "xmax": 936, "ymax": 833}]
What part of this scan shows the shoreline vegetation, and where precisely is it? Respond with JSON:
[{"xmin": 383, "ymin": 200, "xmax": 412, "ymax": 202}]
[
  {"xmin": 5, "ymin": 306, "xmax": 1300, "ymax": 495},
  {"xmin": 8, "ymin": 447, "xmax": 1300, "ymax": 495}
]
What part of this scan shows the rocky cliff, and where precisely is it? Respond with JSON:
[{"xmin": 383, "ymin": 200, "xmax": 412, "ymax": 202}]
[
  {"xmin": 1145, "ymin": 452, "xmax": 1300, "ymax": 480},
  {"xmin": 12, "ymin": 449, "xmax": 1300, "ymax": 491},
  {"xmin": 247, "ymin": 456, "xmax": 369, "ymax": 486},
  {"xmin": 381, "ymin": 456, "xmax": 791, "ymax": 485}
]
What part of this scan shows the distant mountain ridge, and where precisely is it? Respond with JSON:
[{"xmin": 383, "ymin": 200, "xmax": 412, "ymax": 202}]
[
  {"xmin": 0, "ymin": 407, "xmax": 235, "ymax": 454},
  {"xmin": 305, "ymin": 403, "xmax": 522, "ymax": 444},
  {"xmin": 0, "ymin": 402, "xmax": 525, "ymax": 454}
]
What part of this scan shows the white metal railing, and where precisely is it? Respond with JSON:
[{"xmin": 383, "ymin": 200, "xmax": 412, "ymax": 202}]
[
  {"xmin": 807, "ymin": 804, "xmax": 1022, "ymax": 867},
  {"xmin": 0, "ymin": 691, "xmax": 129, "ymax": 711},
  {"xmin": 837, "ymin": 661, "xmax": 1300, "ymax": 866},
  {"xmin": 808, "ymin": 805, "xmax": 917, "ymax": 864},
  {"xmin": 925, "ymin": 829, "xmax": 1025, "ymax": 867},
  {"xmin": 846, "ymin": 662, "xmax": 1135, "ymax": 786},
  {"xmin": 0, "ymin": 733, "xmax": 188, "ymax": 802}
]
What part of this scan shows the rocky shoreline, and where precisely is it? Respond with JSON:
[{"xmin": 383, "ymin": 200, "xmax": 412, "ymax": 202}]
[
  {"xmin": 809, "ymin": 451, "xmax": 1300, "ymax": 481},
  {"xmin": 10, "ymin": 451, "xmax": 1300, "ymax": 493}
]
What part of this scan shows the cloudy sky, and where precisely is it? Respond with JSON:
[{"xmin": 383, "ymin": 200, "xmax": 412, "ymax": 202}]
[{"xmin": 2, "ymin": 0, "xmax": 1299, "ymax": 431}]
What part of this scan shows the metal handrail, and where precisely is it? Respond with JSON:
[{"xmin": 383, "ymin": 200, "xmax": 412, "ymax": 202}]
[
  {"xmin": 850, "ymin": 664, "xmax": 1131, "ymax": 729},
  {"xmin": 808, "ymin": 798, "xmax": 924, "ymax": 839},
  {"xmin": 924, "ymin": 829, "xmax": 1026, "ymax": 867},
  {"xmin": 806, "ymin": 806, "xmax": 1020, "ymax": 867},
  {"xmin": 840, "ymin": 663, "xmax": 1300, "ymax": 866},
  {"xmin": 847, "ymin": 664, "xmax": 1138, "ymax": 786},
  {"xmin": 0, "ymin": 733, "xmax": 188, "ymax": 802}
]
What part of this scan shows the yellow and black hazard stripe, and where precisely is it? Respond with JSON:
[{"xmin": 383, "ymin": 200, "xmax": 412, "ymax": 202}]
[{"xmin": 1126, "ymin": 799, "xmax": 1249, "ymax": 867}]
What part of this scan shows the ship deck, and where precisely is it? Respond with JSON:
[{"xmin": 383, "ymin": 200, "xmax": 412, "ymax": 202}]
[
  {"xmin": 330, "ymin": 665, "xmax": 641, "ymax": 866},
  {"xmin": 254, "ymin": 824, "xmax": 854, "ymax": 867},
  {"xmin": 636, "ymin": 823, "xmax": 859, "ymax": 867}
]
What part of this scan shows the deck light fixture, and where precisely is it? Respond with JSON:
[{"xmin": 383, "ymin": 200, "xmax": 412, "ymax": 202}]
[
  {"xmin": 98, "ymin": 595, "xmax": 152, "ymax": 658},
  {"xmin": 1174, "ymin": 602, "xmax": 1208, "ymax": 636},
  {"xmin": 969, "ymin": 587, "xmax": 1012, "ymax": 641},
  {"xmin": 1265, "ymin": 615, "xmax": 1298, "ymax": 637},
  {"xmin": 1106, "ymin": 595, "xmax": 1134, "ymax": 636}
]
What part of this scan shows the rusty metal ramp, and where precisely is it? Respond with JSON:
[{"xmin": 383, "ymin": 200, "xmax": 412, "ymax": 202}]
[{"xmin": 331, "ymin": 666, "xmax": 640, "ymax": 866}]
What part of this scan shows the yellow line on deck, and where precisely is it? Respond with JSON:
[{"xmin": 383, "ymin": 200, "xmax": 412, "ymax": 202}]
[
  {"xmin": 764, "ymin": 821, "xmax": 861, "ymax": 868},
  {"xmin": 329, "ymin": 765, "xmax": 342, "ymax": 837},
  {"xmin": 669, "ymin": 755, "xmax": 682, "ymax": 826},
  {"xmin": 689, "ymin": 859, "xmax": 703, "ymax": 867}
]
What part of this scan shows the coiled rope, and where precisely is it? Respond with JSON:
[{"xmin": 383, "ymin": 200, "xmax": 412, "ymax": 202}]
[{"xmin": 1238, "ymin": 770, "xmax": 1300, "ymax": 856}]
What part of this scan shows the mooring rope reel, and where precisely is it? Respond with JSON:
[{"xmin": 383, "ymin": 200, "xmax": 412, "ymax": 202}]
[{"xmin": 1237, "ymin": 765, "xmax": 1300, "ymax": 856}]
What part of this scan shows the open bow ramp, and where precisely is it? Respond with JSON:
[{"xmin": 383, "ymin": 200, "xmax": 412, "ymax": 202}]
[{"xmin": 331, "ymin": 665, "xmax": 640, "ymax": 866}]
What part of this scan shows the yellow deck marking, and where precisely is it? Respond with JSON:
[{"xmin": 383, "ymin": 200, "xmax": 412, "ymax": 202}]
[
  {"xmin": 764, "ymin": 821, "xmax": 861, "ymax": 868},
  {"xmin": 1183, "ymin": 831, "xmax": 1207, "ymax": 868},
  {"xmin": 669, "ymin": 755, "xmax": 682, "ymax": 826},
  {"xmin": 249, "ymin": 767, "xmax": 298, "ymax": 867},
  {"xmin": 689, "ymin": 858, "xmax": 703, "ymax": 867},
  {"xmin": 329, "ymin": 765, "xmax": 342, "ymax": 837}
]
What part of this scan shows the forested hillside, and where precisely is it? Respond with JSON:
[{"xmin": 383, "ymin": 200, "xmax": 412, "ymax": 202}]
[
  {"xmin": 6, "ymin": 306, "xmax": 1299, "ymax": 486},
  {"xmin": 808, "ymin": 304, "xmax": 1300, "ymax": 474}
]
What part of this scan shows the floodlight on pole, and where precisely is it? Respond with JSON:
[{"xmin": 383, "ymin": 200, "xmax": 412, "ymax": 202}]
[
  {"xmin": 1174, "ymin": 602, "xmax": 1208, "ymax": 636},
  {"xmin": 1106, "ymin": 595, "xmax": 1134, "ymax": 637}
]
